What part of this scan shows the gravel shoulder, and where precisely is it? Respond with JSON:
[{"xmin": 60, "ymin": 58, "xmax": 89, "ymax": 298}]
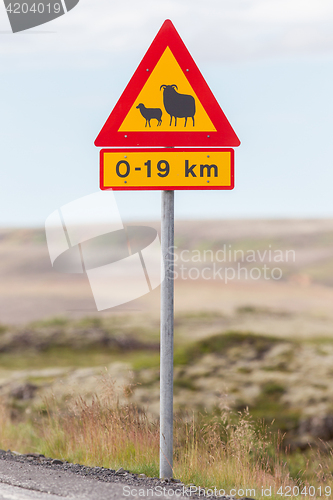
[{"xmin": 0, "ymin": 451, "xmax": 226, "ymax": 500}]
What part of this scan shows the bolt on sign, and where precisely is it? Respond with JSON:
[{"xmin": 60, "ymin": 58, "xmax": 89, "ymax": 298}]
[{"xmin": 95, "ymin": 19, "xmax": 240, "ymax": 190}]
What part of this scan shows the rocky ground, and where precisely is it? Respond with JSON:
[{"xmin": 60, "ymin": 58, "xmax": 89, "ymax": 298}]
[{"xmin": 0, "ymin": 314, "xmax": 333, "ymax": 450}]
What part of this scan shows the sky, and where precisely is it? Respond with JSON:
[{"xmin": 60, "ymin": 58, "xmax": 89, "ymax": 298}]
[{"xmin": 1, "ymin": 0, "xmax": 333, "ymax": 226}]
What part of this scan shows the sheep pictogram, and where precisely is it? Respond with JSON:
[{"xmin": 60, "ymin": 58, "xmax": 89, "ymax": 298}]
[
  {"xmin": 136, "ymin": 103, "xmax": 162, "ymax": 127},
  {"xmin": 160, "ymin": 84, "xmax": 196, "ymax": 127}
]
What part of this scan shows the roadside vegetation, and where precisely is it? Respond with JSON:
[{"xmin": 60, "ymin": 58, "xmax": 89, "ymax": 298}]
[
  {"xmin": 0, "ymin": 390, "xmax": 332, "ymax": 499},
  {"xmin": 0, "ymin": 313, "xmax": 333, "ymax": 498}
]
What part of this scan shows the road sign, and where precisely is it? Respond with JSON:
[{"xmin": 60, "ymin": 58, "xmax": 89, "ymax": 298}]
[
  {"xmin": 100, "ymin": 148, "xmax": 234, "ymax": 190},
  {"xmin": 95, "ymin": 20, "xmax": 240, "ymax": 148},
  {"xmin": 94, "ymin": 19, "xmax": 240, "ymax": 481}
]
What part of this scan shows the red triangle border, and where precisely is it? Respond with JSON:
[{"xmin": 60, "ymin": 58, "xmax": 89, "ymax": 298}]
[{"xmin": 95, "ymin": 20, "xmax": 240, "ymax": 148}]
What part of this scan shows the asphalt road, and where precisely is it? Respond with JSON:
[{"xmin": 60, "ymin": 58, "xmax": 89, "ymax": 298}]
[
  {"xmin": 0, "ymin": 458, "xmax": 134, "ymax": 499},
  {"xmin": 0, "ymin": 482, "xmax": 64, "ymax": 500},
  {"xmin": 0, "ymin": 455, "xmax": 195, "ymax": 500}
]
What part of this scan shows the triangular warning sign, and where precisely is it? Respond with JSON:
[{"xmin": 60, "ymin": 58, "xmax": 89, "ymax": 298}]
[{"xmin": 95, "ymin": 20, "xmax": 240, "ymax": 148}]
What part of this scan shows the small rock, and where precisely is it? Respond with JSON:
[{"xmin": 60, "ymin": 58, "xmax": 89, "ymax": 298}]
[
  {"xmin": 0, "ymin": 449, "xmax": 6, "ymax": 455},
  {"xmin": 139, "ymin": 473, "xmax": 147, "ymax": 479},
  {"xmin": 115, "ymin": 467, "xmax": 126, "ymax": 475},
  {"xmin": 24, "ymin": 453, "xmax": 45, "ymax": 458},
  {"xmin": 11, "ymin": 451, "xmax": 21, "ymax": 456},
  {"xmin": 298, "ymin": 415, "xmax": 333, "ymax": 441},
  {"xmin": 171, "ymin": 478, "xmax": 182, "ymax": 483},
  {"xmin": 10, "ymin": 383, "xmax": 37, "ymax": 401},
  {"xmin": 51, "ymin": 459, "xmax": 63, "ymax": 465}
]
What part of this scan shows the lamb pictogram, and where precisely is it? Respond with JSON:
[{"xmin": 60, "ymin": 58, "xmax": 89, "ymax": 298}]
[{"xmin": 136, "ymin": 104, "xmax": 162, "ymax": 127}]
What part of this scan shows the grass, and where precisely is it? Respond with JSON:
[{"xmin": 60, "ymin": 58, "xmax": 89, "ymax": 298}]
[
  {"xmin": 0, "ymin": 329, "xmax": 321, "ymax": 450},
  {"xmin": 249, "ymin": 385, "xmax": 301, "ymax": 436},
  {"xmin": 0, "ymin": 326, "xmax": 287, "ymax": 372},
  {"xmin": 0, "ymin": 349, "xmax": 160, "ymax": 371},
  {"xmin": 174, "ymin": 310, "xmax": 225, "ymax": 322},
  {"xmin": 236, "ymin": 306, "xmax": 292, "ymax": 317},
  {"xmin": 0, "ymin": 389, "xmax": 332, "ymax": 499},
  {"xmin": 29, "ymin": 317, "xmax": 70, "ymax": 328},
  {"xmin": 174, "ymin": 331, "xmax": 285, "ymax": 366},
  {"xmin": 262, "ymin": 382, "xmax": 286, "ymax": 396},
  {"xmin": 0, "ymin": 316, "xmax": 159, "ymax": 365}
]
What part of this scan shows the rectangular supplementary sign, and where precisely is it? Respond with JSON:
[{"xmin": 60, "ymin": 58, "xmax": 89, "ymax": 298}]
[{"xmin": 100, "ymin": 148, "xmax": 234, "ymax": 190}]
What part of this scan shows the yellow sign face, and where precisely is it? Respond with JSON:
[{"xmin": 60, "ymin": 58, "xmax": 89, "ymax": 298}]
[
  {"xmin": 100, "ymin": 149, "xmax": 234, "ymax": 190},
  {"xmin": 118, "ymin": 47, "xmax": 216, "ymax": 133}
]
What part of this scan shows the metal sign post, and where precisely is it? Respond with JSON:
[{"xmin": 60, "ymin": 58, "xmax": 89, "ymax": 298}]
[{"xmin": 160, "ymin": 189, "xmax": 174, "ymax": 479}]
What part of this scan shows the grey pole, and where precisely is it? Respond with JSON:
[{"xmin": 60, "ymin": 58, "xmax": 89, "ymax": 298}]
[{"xmin": 160, "ymin": 189, "xmax": 174, "ymax": 479}]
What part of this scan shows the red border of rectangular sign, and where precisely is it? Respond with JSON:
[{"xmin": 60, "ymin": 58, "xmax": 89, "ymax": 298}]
[{"xmin": 100, "ymin": 148, "xmax": 234, "ymax": 191}]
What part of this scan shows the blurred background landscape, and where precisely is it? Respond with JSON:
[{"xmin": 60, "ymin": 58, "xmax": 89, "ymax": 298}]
[{"xmin": 1, "ymin": 218, "xmax": 333, "ymax": 455}]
